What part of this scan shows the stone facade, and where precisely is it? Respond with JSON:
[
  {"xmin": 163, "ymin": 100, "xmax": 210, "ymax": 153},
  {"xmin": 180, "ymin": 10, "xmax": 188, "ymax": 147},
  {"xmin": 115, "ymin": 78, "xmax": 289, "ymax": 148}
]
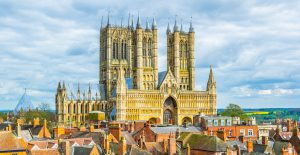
[{"xmin": 56, "ymin": 15, "xmax": 217, "ymax": 126}]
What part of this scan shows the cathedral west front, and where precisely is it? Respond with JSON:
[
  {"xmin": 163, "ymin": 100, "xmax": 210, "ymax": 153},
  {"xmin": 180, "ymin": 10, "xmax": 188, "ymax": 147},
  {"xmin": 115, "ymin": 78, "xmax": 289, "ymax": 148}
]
[{"xmin": 56, "ymin": 15, "xmax": 217, "ymax": 126}]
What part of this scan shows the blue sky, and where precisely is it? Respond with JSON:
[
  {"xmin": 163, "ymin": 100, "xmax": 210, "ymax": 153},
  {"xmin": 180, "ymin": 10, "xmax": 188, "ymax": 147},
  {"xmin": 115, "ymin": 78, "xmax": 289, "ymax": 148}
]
[{"xmin": 0, "ymin": 0, "xmax": 300, "ymax": 110}]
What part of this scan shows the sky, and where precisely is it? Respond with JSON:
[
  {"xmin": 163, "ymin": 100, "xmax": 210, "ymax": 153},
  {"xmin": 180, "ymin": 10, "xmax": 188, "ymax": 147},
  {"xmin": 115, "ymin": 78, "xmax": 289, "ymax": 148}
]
[{"xmin": 0, "ymin": 0, "xmax": 300, "ymax": 110}]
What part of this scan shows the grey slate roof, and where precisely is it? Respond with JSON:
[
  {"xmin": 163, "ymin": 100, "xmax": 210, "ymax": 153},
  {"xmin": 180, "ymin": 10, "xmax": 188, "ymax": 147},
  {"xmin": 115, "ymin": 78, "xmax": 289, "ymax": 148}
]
[
  {"xmin": 129, "ymin": 145, "xmax": 152, "ymax": 155},
  {"xmin": 126, "ymin": 78, "xmax": 133, "ymax": 89},
  {"xmin": 121, "ymin": 131, "xmax": 136, "ymax": 145},
  {"xmin": 157, "ymin": 71, "xmax": 167, "ymax": 88},
  {"xmin": 72, "ymin": 145, "xmax": 96, "ymax": 155},
  {"xmin": 186, "ymin": 134, "xmax": 229, "ymax": 152},
  {"xmin": 150, "ymin": 126, "xmax": 201, "ymax": 134},
  {"xmin": 20, "ymin": 130, "xmax": 33, "ymax": 142}
]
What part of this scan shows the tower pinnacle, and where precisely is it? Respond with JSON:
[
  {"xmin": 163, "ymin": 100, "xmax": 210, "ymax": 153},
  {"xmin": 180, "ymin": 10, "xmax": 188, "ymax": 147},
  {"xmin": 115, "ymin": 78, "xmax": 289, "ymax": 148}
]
[
  {"xmin": 146, "ymin": 18, "xmax": 150, "ymax": 30},
  {"xmin": 180, "ymin": 19, "xmax": 183, "ymax": 32},
  {"xmin": 173, "ymin": 16, "xmax": 179, "ymax": 32},
  {"xmin": 189, "ymin": 16, "xmax": 194, "ymax": 33},
  {"xmin": 166, "ymin": 22, "xmax": 170, "ymax": 34},
  {"xmin": 152, "ymin": 17, "xmax": 157, "ymax": 30},
  {"xmin": 107, "ymin": 12, "xmax": 110, "ymax": 27},
  {"xmin": 136, "ymin": 13, "xmax": 141, "ymax": 29}
]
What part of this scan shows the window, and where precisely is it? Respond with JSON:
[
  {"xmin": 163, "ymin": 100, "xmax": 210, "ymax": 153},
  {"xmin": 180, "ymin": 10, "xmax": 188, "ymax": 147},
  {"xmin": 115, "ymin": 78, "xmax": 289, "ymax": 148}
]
[
  {"xmin": 207, "ymin": 120, "xmax": 212, "ymax": 126},
  {"xmin": 227, "ymin": 120, "xmax": 231, "ymax": 126},
  {"xmin": 248, "ymin": 129, "xmax": 253, "ymax": 136},
  {"xmin": 214, "ymin": 120, "xmax": 218, "ymax": 126},
  {"xmin": 229, "ymin": 129, "xmax": 232, "ymax": 136},
  {"xmin": 210, "ymin": 130, "xmax": 213, "ymax": 136},
  {"xmin": 221, "ymin": 120, "xmax": 225, "ymax": 126},
  {"xmin": 240, "ymin": 129, "xmax": 245, "ymax": 136}
]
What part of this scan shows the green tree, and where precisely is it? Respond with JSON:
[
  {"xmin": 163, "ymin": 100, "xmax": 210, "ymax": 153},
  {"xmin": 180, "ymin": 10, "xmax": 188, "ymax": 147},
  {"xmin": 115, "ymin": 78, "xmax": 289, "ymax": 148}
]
[{"xmin": 221, "ymin": 103, "xmax": 244, "ymax": 117}]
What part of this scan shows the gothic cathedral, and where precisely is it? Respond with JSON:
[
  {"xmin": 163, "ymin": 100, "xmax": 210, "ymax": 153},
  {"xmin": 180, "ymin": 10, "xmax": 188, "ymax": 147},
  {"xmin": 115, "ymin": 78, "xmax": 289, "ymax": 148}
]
[{"xmin": 56, "ymin": 15, "xmax": 217, "ymax": 126}]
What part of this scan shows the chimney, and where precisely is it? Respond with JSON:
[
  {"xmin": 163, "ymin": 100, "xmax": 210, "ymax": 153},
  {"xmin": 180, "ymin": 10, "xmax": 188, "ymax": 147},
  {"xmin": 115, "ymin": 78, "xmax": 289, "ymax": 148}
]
[
  {"xmin": 104, "ymin": 135, "xmax": 110, "ymax": 154},
  {"xmin": 139, "ymin": 135, "xmax": 143, "ymax": 149},
  {"xmin": 292, "ymin": 127, "xmax": 299, "ymax": 137},
  {"xmin": 118, "ymin": 136, "xmax": 127, "ymax": 155},
  {"xmin": 33, "ymin": 118, "xmax": 40, "ymax": 128},
  {"xmin": 238, "ymin": 135, "xmax": 246, "ymax": 143},
  {"xmin": 43, "ymin": 119, "xmax": 47, "ymax": 136},
  {"xmin": 109, "ymin": 123, "xmax": 122, "ymax": 141},
  {"xmin": 163, "ymin": 139, "xmax": 167, "ymax": 153},
  {"xmin": 168, "ymin": 132, "xmax": 176, "ymax": 155},
  {"xmin": 90, "ymin": 123, "xmax": 95, "ymax": 132},
  {"xmin": 262, "ymin": 136, "xmax": 268, "ymax": 145},
  {"xmin": 287, "ymin": 119, "xmax": 292, "ymax": 132},
  {"xmin": 17, "ymin": 123, "xmax": 21, "ymax": 137},
  {"xmin": 8, "ymin": 124, "xmax": 12, "ymax": 132},
  {"xmin": 57, "ymin": 125, "xmax": 65, "ymax": 138},
  {"xmin": 186, "ymin": 143, "xmax": 191, "ymax": 155},
  {"xmin": 128, "ymin": 122, "xmax": 134, "ymax": 133},
  {"xmin": 60, "ymin": 140, "xmax": 70, "ymax": 155},
  {"xmin": 247, "ymin": 140, "xmax": 253, "ymax": 153},
  {"xmin": 175, "ymin": 128, "xmax": 180, "ymax": 139},
  {"xmin": 217, "ymin": 130, "xmax": 227, "ymax": 141}
]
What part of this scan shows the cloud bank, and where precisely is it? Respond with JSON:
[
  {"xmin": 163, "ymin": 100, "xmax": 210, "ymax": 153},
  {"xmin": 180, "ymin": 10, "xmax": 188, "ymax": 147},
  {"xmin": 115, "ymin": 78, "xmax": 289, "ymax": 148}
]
[{"xmin": 0, "ymin": 0, "xmax": 300, "ymax": 109}]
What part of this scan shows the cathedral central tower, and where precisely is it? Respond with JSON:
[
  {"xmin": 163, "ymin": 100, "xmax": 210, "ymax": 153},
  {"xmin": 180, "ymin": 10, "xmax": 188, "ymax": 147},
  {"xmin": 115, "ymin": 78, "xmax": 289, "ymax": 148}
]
[
  {"xmin": 99, "ymin": 15, "xmax": 158, "ymax": 98},
  {"xmin": 166, "ymin": 20, "xmax": 195, "ymax": 91}
]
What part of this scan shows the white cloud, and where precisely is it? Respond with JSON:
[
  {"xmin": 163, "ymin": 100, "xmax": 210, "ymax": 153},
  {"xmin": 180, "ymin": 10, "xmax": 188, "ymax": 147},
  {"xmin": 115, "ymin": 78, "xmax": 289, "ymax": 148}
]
[{"xmin": 0, "ymin": 0, "xmax": 300, "ymax": 109}]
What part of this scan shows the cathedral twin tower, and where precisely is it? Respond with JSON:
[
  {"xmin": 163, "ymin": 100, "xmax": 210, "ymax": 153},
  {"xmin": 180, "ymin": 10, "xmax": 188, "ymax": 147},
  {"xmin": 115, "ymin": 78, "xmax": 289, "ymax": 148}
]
[
  {"xmin": 56, "ymin": 14, "xmax": 216, "ymax": 126},
  {"xmin": 100, "ymin": 15, "xmax": 195, "ymax": 98}
]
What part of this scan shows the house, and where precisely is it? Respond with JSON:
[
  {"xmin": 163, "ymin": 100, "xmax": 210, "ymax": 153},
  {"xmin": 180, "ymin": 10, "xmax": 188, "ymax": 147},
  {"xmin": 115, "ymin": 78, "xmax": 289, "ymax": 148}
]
[{"xmin": 0, "ymin": 131, "xmax": 27, "ymax": 155}]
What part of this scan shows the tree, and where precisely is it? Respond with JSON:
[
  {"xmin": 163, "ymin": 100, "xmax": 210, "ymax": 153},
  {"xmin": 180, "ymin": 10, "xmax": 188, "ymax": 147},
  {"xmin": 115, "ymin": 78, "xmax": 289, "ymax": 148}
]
[
  {"xmin": 38, "ymin": 102, "xmax": 50, "ymax": 111},
  {"xmin": 221, "ymin": 103, "xmax": 244, "ymax": 117}
]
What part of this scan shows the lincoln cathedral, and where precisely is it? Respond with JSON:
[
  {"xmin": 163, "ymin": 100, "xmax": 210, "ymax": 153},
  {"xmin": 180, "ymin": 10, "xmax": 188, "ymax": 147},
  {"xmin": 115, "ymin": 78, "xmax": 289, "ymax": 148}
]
[{"xmin": 56, "ymin": 15, "xmax": 217, "ymax": 126}]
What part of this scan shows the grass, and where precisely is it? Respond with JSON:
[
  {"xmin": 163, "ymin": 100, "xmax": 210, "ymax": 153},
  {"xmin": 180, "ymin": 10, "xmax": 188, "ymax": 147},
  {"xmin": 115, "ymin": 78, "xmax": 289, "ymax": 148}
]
[{"xmin": 245, "ymin": 111, "xmax": 269, "ymax": 115}]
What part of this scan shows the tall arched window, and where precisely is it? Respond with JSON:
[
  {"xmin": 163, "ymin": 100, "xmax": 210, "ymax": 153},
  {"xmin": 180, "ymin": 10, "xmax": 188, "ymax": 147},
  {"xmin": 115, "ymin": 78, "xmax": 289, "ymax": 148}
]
[
  {"xmin": 143, "ymin": 38, "xmax": 147, "ymax": 67},
  {"xmin": 124, "ymin": 42, "xmax": 127, "ymax": 59},
  {"xmin": 148, "ymin": 39, "xmax": 152, "ymax": 67},
  {"xmin": 113, "ymin": 40, "xmax": 118, "ymax": 59}
]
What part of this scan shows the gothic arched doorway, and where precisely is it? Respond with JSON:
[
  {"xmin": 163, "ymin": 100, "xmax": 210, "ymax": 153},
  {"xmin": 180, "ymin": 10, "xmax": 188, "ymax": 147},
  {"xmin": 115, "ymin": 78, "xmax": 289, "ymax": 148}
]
[{"xmin": 163, "ymin": 97, "xmax": 177, "ymax": 125}]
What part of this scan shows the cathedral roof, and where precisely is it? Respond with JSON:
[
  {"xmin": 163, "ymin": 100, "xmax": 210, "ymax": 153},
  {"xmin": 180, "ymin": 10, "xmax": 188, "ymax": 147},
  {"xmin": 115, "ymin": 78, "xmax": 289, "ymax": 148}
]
[
  {"xmin": 14, "ymin": 90, "xmax": 35, "ymax": 114},
  {"xmin": 125, "ymin": 78, "xmax": 133, "ymax": 89},
  {"xmin": 157, "ymin": 71, "xmax": 167, "ymax": 87}
]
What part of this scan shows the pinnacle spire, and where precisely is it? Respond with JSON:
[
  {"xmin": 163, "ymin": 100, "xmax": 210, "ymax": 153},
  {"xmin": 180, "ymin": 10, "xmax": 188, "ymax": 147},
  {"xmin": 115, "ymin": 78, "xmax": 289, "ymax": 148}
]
[
  {"xmin": 166, "ymin": 21, "xmax": 170, "ymax": 34},
  {"xmin": 173, "ymin": 16, "xmax": 179, "ymax": 32},
  {"xmin": 88, "ymin": 83, "xmax": 91, "ymax": 93},
  {"xmin": 131, "ymin": 15, "xmax": 134, "ymax": 30},
  {"xmin": 136, "ymin": 12, "xmax": 141, "ymax": 29},
  {"xmin": 121, "ymin": 16, "xmax": 123, "ymax": 27},
  {"xmin": 146, "ymin": 18, "xmax": 150, "ymax": 30},
  {"xmin": 58, "ymin": 82, "xmax": 61, "ymax": 89},
  {"xmin": 107, "ymin": 11, "xmax": 110, "ymax": 27},
  {"xmin": 62, "ymin": 81, "xmax": 66, "ymax": 89},
  {"xmin": 208, "ymin": 65, "xmax": 215, "ymax": 84},
  {"xmin": 180, "ymin": 19, "xmax": 183, "ymax": 32},
  {"xmin": 127, "ymin": 13, "xmax": 130, "ymax": 28},
  {"xmin": 152, "ymin": 17, "xmax": 157, "ymax": 30},
  {"xmin": 100, "ymin": 16, "xmax": 103, "ymax": 29},
  {"xmin": 77, "ymin": 82, "xmax": 80, "ymax": 100},
  {"xmin": 189, "ymin": 16, "xmax": 194, "ymax": 33}
]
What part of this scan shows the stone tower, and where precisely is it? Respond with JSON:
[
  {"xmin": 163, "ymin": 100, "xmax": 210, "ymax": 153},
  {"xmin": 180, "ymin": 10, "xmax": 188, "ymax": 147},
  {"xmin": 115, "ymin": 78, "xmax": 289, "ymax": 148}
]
[
  {"xmin": 166, "ymin": 19, "xmax": 195, "ymax": 91},
  {"xmin": 99, "ymin": 14, "xmax": 158, "ymax": 99}
]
